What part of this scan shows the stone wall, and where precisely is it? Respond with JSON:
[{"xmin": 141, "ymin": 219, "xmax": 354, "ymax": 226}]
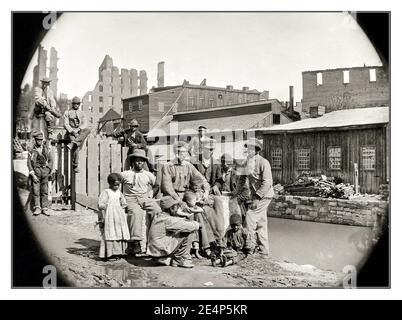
[{"xmin": 268, "ymin": 195, "xmax": 388, "ymax": 229}]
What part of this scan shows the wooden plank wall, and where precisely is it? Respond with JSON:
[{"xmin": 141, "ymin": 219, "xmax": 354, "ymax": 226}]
[
  {"xmin": 75, "ymin": 136, "xmax": 129, "ymax": 211},
  {"xmin": 263, "ymin": 126, "xmax": 387, "ymax": 193}
]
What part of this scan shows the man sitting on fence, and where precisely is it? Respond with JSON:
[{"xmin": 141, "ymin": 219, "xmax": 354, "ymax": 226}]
[
  {"xmin": 31, "ymin": 77, "xmax": 61, "ymax": 139},
  {"xmin": 107, "ymin": 119, "xmax": 155, "ymax": 172},
  {"xmin": 63, "ymin": 96, "xmax": 91, "ymax": 173},
  {"xmin": 120, "ymin": 149, "xmax": 157, "ymax": 256}
]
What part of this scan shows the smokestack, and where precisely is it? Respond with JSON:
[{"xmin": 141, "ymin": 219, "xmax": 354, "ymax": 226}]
[
  {"xmin": 289, "ymin": 85, "xmax": 294, "ymax": 113},
  {"xmin": 157, "ymin": 61, "xmax": 165, "ymax": 88}
]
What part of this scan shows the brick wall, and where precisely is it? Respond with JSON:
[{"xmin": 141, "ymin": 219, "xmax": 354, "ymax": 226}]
[
  {"xmin": 302, "ymin": 66, "xmax": 389, "ymax": 113},
  {"xmin": 268, "ymin": 195, "xmax": 388, "ymax": 229}
]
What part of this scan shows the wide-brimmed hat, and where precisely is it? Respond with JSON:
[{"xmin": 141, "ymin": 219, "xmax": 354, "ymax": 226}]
[
  {"xmin": 31, "ymin": 130, "xmax": 44, "ymax": 140},
  {"xmin": 40, "ymin": 77, "xmax": 51, "ymax": 83},
  {"xmin": 129, "ymin": 119, "xmax": 139, "ymax": 126},
  {"xmin": 201, "ymin": 138, "xmax": 216, "ymax": 150},
  {"xmin": 71, "ymin": 96, "xmax": 81, "ymax": 104},
  {"xmin": 128, "ymin": 149, "xmax": 149, "ymax": 161},
  {"xmin": 244, "ymin": 138, "xmax": 263, "ymax": 151},
  {"xmin": 159, "ymin": 196, "xmax": 180, "ymax": 211},
  {"xmin": 173, "ymin": 141, "xmax": 189, "ymax": 152},
  {"xmin": 221, "ymin": 153, "xmax": 234, "ymax": 163}
]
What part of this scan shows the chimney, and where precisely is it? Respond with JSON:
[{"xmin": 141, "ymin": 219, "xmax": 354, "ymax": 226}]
[
  {"xmin": 157, "ymin": 61, "xmax": 165, "ymax": 88},
  {"xmin": 289, "ymin": 85, "xmax": 294, "ymax": 113},
  {"xmin": 242, "ymin": 86, "xmax": 249, "ymax": 91},
  {"xmin": 226, "ymin": 85, "xmax": 233, "ymax": 90}
]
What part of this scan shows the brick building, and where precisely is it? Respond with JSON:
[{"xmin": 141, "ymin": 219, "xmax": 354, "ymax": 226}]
[
  {"xmin": 81, "ymin": 55, "xmax": 148, "ymax": 127},
  {"xmin": 302, "ymin": 66, "xmax": 389, "ymax": 114},
  {"xmin": 122, "ymin": 81, "xmax": 270, "ymax": 133}
]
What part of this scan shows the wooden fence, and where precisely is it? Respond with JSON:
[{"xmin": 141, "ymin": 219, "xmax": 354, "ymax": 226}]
[{"xmin": 74, "ymin": 135, "xmax": 129, "ymax": 210}]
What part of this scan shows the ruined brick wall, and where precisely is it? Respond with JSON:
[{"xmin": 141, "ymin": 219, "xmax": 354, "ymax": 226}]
[
  {"xmin": 269, "ymin": 195, "xmax": 388, "ymax": 229},
  {"xmin": 302, "ymin": 67, "xmax": 389, "ymax": 113}
]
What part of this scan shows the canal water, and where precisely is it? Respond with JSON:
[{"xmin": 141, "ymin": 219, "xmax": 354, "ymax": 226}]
[{"xmin": 268, "ymin": 217, "xmax": 375, "ymax": 272}]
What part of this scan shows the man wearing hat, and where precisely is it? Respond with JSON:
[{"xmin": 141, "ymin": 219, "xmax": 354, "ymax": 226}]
[
  {"xmin": 161, "ymin": 141, "xmax": 210, "ymax": 202},
  {"xmin": 147, "ymin": 196, "xmax": 200, "ymax": 268},
  {"xmin": 31, "ymin": 77, "xmax": 61, "ymax": 138},
  {"xmin": 27, "ymin": 130, "xmax": 54, "ymax": 216},
  {"xmin": 63, "ymin": 96, "xmax": 91, "ymax": 172},
  {"xmin": 107, "ymin": 118, "xmax": 154, "ymax": 171},
  {"xmin": 234, "ymin": 138, "xmax": 274, "ymax": 257},
  {"xmin": 119, "ymin": 149, "xmax": 157, "ymax": 255},
  {"xmin": 188, "ymin": 125, "xmax": 209, "ymax": 163},
  {"xmin": 220, "ymin": 153, "xmax": 237, "ymax": 193},
  {"xmin": 191, "ymin": 138, "xmax": 223, "ymax": 196}
]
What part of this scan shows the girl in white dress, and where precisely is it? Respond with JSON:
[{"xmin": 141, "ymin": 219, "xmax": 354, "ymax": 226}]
[{"xmin": 98, "ymin": 173, "xmax": 130, "ymax": 260}]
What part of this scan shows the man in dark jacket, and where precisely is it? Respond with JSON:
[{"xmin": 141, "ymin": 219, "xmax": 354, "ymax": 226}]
[
  {"xmin": 27, "ymin": 130, "xmax": 53, "ymax": 216},
  {"xmin": 107, "ymin": 119, "xmax": 154, "ymax": 171}
]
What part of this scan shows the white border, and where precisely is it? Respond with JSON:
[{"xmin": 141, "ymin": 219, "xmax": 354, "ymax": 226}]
[{"xmin": 2, "ymin": 0, "xmax": 401, "ymax": 300}]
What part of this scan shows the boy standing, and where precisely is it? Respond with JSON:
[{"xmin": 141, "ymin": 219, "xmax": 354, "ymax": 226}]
[{"xmin": 120, "ymin": 149, "xmax": 157, "ymax": 255}]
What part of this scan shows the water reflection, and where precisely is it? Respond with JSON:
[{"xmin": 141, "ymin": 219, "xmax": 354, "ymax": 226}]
[{"xmin": 268, "ymin": 217, "xmax": 376, "ymax": 272}]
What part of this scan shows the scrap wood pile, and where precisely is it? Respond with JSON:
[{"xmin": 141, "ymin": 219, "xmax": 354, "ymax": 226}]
[{"xmin": 281, "ymin": 172, "xmax": 355, "ymax": 199}]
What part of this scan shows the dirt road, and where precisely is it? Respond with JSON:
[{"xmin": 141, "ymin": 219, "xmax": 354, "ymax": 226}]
[{"xmin": 18, "ymin": 188, "xmax": 343, "ymax": 288}]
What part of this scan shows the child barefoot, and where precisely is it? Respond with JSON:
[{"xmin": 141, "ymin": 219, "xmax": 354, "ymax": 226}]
[
  {"xmin": 181, "ymin": 190, "xmax": 215, "ymax": 258},
  {"xmin": 98, "ymin": 173, "xmax": 130, "ymax": 261}
]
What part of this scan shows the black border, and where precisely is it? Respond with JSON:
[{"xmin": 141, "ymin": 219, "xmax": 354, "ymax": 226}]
[{"xmin": 12, "ymin": 11, "xmax": 390, "ymax": 289}]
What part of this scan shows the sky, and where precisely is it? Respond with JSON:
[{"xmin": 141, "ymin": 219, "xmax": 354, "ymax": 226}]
[{"xmin": 22, "ymin": 12, "xmax": 382, "ymax": 102}]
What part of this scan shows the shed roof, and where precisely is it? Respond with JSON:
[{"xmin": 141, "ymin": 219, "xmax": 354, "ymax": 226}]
[
  {"xmin": 250, "ymin": 107, "xmax": 389, "ymax": 134},
  {"xmin": 147, "ymin": 111, "xmax": 273, "ymax": 138},
  {"xmin": 98, "ymin": 108, "xmax": 121, "ymax": 123}
]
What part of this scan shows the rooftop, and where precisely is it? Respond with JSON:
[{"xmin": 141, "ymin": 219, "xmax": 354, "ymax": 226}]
[
  {"xmin": 302, "ymin": 65, "xmax": 385, "ymax": 74},
  {"xmin": 250, "ymin": 106, "xmax": 389, "ymax": 134}
]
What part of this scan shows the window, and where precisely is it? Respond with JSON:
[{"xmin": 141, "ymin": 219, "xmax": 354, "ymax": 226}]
[
  {"xmin": 199, "ymin": 97, "xmax": 205, "ymax": 107},
  {"xmin": 90, "ymin": 117, "xmax": 93, "ymax": 124},
  {"xmin": 273, "ymin": 114, "xmax": 281, "ymax": 124},
  {"xmin": 128, "ymin": 102, "xmax": 133, "ymax": 112},
  {"xmin": 296, "ymin": 148, "xmax": 310, "ymax": 170},
  {"xmin": 88, "ymin": 106, "xmax": 93, "ymax": 113},
  {"xmin": 138, "ymin": 100, "xmax": 143, "ymax": 111},
  {"xmin": 369, "ymin": 69, "xmax": 377, "ymax": 82},
  {"xmin": 316, "ymin": 72, "xmax": 323, "ymax": 86},
  {"xmin": 343, "ymin": 70, "xmax": 350, "ymax": 84},
  {"xmin": 99, "ymin": 106, "xmax": 103, "ymax": 113},
  {"xmin": 111, "ymin": 86, "xmax": 113, "ymax": 94},
  {"xmin": 221, "ymin": 136, "xmax": 226, "ymax": 143},
  {"xmin": 99, "ymin": 96, "xmax": 103, "ymax": 103},
  {"xmin": 109, "ymin": 96, "xmax": 113, "ymax": 105},
  {"xmin": 218, "ymin": 94, "xmax": 223, "ymax": 99},
  {"xmin": 88, "ymin": 94, "xmax": 92, "ymax": 102},
  {"xmin": 271, "ymin": 148, "xmax": 282, "ymax": 169},
  {"xmin": 208, "ymin": 98, "xmax": 214, "ymax": 107},
  {"xmin": 328, "ymin": 146, "xmax": 342, "ymax": 170},
  {"xmin": 158, "ymin": 101, "xmax": 165, "ymax": 112},
  {"xmin": 238, "ymin": 96, "xmax": 243, "ymax": 104},
  {"xmin": 362, "ymin": 146, "xmax": 376, "ymax": 170},
  {"xmin": 99, "ymin": 85, "xmax": 103, "ymax": 92},
  {"xmin": 189, "ymin": 97, "xmax": 194, "ymax": 108}
]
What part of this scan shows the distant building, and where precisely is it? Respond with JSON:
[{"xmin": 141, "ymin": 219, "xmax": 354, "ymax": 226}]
[
  {"xmin": 122, "ymin": 81, "xmax": 270, "ymax": 133},
  {"xmin": 252, "ymin": 107, "xmax": 389, "ymax": 194},
  {"xmin": 302, "ymin": 66, "xmax": 389, "ymax": 114},
  {"xmin": 81, "ymin": 55, "xmax": 148, "ymax": 127}
]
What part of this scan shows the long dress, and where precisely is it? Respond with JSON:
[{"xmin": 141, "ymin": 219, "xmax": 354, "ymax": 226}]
[{"xmin": 98, "ymin": 189, "xmax": 131, "ymax": 258}]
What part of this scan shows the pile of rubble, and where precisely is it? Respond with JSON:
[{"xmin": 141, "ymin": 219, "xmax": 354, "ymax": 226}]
[{"xmin": 277, "ymin": 173, "xmax": 355, "ymax": 199}]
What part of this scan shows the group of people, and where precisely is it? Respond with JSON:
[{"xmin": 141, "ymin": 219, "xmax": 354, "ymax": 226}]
[
  {"xmin": 97, "ymin": 125, "xmax": 274, "ymax": 269},
  {"xmin": 27, "ymin": 79, "xmax": 274, "ymax": 268}
]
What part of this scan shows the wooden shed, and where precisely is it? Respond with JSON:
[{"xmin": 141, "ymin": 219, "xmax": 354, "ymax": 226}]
[{"xmin": 250, "ymin": 107, "xmax": 389, "ymax": 194}]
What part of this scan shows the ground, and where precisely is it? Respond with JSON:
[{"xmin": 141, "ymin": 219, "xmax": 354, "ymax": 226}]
[{"xmin": 18, "ymin": 187, "xmax": 344, "ymax": 288}]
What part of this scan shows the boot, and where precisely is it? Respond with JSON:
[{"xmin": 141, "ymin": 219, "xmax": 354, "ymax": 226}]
[
  {"xmin": 33, "ymin": 207, "xmax": 41, "ymax": 216},
  {"xmin": 171, "ymin": 258, "xmax": 194, "ymax": 268}
]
